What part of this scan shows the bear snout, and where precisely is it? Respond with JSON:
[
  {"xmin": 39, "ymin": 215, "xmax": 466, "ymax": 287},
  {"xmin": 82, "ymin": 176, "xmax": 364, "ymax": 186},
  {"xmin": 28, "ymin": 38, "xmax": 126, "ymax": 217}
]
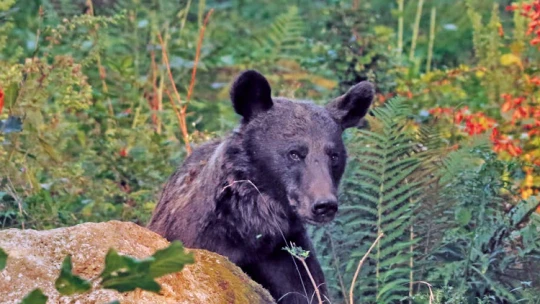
[{"xmin": 311, "ymin": 197, "xmax": 338, "ymax": 220}]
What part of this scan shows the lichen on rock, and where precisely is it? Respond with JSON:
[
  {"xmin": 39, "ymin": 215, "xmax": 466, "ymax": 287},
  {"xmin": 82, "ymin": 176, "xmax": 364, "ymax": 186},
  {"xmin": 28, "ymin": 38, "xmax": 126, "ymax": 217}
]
[{"xmin": 0, "ymin": 221, "xmax": 275, "ymax": 304}]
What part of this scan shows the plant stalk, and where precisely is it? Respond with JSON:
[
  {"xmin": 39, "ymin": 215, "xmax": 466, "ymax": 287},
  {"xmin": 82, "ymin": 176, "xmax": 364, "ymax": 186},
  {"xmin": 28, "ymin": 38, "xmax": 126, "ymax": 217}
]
[
  {"xmin": 409, "ymin": 0, "xmax": 424, "ymax": 61},
  {"xmin": 397, "ymin": 0, "xmax": 404, "ymax": 55},
  {"xmin": 426, "ymin": 7, "xmax": 436, "ymax": 73}
]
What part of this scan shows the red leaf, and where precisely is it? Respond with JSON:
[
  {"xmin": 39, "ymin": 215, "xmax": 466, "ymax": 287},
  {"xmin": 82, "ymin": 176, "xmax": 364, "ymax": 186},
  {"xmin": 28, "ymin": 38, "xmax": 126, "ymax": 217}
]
[
  {"xmin": 0, "ymin": 87, "xmax": 4, "ymax": 115},
  {"xmin": 119, "ymin": 148, "xmax": 128, "ymax": 157}
]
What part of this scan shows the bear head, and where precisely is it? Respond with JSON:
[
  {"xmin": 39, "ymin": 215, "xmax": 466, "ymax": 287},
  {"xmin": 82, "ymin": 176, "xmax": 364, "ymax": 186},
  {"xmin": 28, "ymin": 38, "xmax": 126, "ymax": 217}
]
[{"xmin": 230, "ymin": 70, "xmax": 374, "ymax": 225}]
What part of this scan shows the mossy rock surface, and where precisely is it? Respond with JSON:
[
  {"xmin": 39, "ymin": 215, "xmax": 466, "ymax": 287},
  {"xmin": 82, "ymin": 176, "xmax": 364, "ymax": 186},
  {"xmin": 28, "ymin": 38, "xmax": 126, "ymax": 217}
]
[{"xmin": 0, "ymin": 220, "xmax": 275, "ymax": 304}]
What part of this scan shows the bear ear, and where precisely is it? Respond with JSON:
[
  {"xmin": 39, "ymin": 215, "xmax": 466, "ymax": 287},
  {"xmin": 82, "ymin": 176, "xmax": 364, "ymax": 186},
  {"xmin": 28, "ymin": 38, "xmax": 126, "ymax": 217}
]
[
  {"xmin": 326, "ymin": 81, "xmax": 375, "ymax": 129},
  {"xmin": 230, "ymin": 70, "xmax": 273, "ymax": 122}
]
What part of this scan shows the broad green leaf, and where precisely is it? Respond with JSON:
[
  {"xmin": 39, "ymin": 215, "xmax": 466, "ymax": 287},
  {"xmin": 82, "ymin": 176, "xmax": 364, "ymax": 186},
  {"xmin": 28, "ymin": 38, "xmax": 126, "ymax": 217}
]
[
  {"xmin": 4, "ymin": 82, "xmax": 19, "ymax": 109},
  {"xmin": 100, "ymin": 242, "xmax": 195, "ymax": 293},
  {"xmin": 456, "ymin": 208, "xmax": 472, "ymax": 226},
  {"xmin": 0, "ymin": 247, "xmax": 7, "ymax": 271},
  {"xmin": 510, "ymin": 196, "xmax": 540, "ymax": 227},
  {"xmin": 21, "ymin": 289, "xmax": 48, "ymax": 304},
  {"xmin": 148, "ymin": 241, "xmax": 194, "ymax": 278},
  {"xmin": 100, "ymin": 248, "xmax": 160, "ymax": 293},
  {"xmin": 55, "ymin": 255, "xmax": 91, "ymax": 295}
]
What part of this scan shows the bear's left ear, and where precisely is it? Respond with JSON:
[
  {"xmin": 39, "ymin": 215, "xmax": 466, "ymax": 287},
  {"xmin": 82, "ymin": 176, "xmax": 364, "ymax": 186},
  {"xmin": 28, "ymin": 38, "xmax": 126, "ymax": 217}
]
[
  {"xmin": 326, "ymin": 81, "xmax": 375, "ymax": 129},
  {"xmin": 230, "ymin": 70, "xmax": 273, "ymax": 122}
]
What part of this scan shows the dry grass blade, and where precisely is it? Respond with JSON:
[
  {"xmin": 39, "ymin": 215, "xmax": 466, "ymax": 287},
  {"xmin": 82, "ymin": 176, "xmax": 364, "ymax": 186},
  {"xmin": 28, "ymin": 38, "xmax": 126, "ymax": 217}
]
[
  {"xmin": 296, "ymin": 257, "xmax": 323, "ymax": 304},
  {"xmin": 349, "ymin": 233, "xmax": 384, "ymax": 304},
  {"xmin": 412, "ymin": 281, "xmax": 435, "ymax": 304}
]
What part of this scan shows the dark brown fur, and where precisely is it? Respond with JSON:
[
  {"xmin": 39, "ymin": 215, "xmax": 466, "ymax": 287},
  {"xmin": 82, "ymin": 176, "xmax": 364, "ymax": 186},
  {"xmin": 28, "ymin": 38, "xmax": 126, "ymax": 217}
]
[{"xmin": 149, "ymin": 70, "xmax": 374, "ymax": 303}]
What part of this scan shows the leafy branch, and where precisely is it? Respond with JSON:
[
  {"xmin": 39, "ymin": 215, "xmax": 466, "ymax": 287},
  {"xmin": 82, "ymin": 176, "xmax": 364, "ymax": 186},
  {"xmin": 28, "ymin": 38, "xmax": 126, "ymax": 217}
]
[{"xmin": 9, "ymin": 241, "xmax": 194, "ymax": 304}]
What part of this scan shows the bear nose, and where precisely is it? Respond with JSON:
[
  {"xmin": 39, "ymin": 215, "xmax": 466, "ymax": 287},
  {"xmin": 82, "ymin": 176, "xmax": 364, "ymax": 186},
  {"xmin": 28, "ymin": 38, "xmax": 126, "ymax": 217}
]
[{"xmin": 312, "ymin": 199, "xmax": 338, "ymax": 217}]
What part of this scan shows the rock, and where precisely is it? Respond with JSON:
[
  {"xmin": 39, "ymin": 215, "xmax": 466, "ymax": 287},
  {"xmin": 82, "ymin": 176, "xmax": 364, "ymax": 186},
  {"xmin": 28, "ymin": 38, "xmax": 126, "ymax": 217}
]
[{"xmin": 0, "ymin": 221, "xmax": 275, "ymax": 304}]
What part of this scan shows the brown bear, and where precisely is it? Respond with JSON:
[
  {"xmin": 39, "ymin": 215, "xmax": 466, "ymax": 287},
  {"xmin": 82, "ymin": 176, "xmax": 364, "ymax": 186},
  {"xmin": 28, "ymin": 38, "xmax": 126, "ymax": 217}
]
[{"xmin": 148, "ymin": 70, "xmax": 374, "ymax": 303}]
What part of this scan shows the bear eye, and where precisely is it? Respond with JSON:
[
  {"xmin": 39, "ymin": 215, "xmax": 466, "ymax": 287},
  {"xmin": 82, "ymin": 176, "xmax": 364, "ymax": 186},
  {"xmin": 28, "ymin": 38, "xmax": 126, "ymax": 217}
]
[
  {"xmin": 289, "ymin": 150, "xmax": 302, "ymax": 161},
  {"xmin": 330, "ymin": 153, "xmax": 340, "ymax": 164}
]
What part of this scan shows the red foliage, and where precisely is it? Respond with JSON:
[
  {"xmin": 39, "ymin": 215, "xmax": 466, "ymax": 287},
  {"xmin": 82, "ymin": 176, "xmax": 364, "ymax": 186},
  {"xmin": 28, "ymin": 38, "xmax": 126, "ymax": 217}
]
[
  {"xmin": 0, "ymin": 87, "xmax": 4, "ymax": 115},
  {"xmin": 430, "ymin": 106, "xmax": 496, "ymax": 135},
  {"xmin": 491, "ymin": 128, "xmax": 523, "ymax": 157},
  {"xmin": 507, "ymin": 1, "xmax": 540, "ymax": 48},
  {"xmin": 119, "ymin": 148, "xmax": 128, "ymax": 158}
]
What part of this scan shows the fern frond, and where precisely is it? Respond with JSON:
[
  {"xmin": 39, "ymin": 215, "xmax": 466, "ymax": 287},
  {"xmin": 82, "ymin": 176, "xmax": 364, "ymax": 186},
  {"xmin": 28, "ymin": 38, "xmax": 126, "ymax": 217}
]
[{"xmin": 335, "ymin": 98, "xmax": 425, "ymax": 303}]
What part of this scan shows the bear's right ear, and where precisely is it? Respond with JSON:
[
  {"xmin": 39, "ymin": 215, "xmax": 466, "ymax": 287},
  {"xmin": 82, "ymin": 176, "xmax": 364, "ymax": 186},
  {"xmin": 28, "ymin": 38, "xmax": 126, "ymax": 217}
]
[{"xmin": 230, "ymin": 70, "xmax": 273, "ymax": 122}]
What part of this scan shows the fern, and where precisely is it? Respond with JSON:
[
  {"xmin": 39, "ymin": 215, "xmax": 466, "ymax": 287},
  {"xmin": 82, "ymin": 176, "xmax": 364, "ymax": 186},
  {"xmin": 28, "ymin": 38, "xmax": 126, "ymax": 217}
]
[
  {"xmin": 346, "ymin": 99, "xmax": 428, "ymax": 303},
  {"xmin": 419, "ymin": 147, "xmax": 540, "ymax": 303},
  {"xmin": 250, "ymin": 6, "xmax": 304, "ymax": 63},
  {"xmin": 311, "ymin": 98, "xmax": 427, "ymax": 303},
  {"xmin": 312, "ymin": 99, "xmax": 540, "ymax": 302}
]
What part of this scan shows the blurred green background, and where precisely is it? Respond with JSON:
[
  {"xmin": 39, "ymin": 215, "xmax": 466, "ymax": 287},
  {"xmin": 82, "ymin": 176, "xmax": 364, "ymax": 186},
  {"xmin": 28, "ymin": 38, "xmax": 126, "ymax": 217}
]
[{"xmin": 1, "ymin": 0, "xmax": 540, "ymax": 303}]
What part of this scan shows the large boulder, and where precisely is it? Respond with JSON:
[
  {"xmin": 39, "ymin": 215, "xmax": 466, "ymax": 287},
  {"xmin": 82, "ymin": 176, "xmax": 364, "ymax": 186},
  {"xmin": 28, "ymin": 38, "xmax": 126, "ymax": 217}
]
[{"xmin": 0, "ymin": 221, "xmax": 275, "ymax": 304}]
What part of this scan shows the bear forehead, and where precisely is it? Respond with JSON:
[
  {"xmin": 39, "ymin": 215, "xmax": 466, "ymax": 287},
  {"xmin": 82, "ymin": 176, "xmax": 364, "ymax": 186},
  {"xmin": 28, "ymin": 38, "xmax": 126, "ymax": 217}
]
[{"xmin": 251, "ymin": 98, "xmax": 341, "ymax": 139}]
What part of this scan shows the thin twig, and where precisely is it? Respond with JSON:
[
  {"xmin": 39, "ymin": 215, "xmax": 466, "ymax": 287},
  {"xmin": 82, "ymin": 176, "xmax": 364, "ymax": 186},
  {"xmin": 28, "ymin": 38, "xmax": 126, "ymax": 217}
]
[
  {"xmin": 186, "ymin": 9, "xmax": 214, "ymax": 103},
  {"xmin": 7, "ymin": 178, "xmax": 25, "ymax": 229},
  {"xmin": 157, "ymin": 33, "xmax": 191, "ymax": 154},
  {"xmin": 149, "ymin": 50, "xmax": 161, "ymax": 133},
  {"xmin": 164, "ymin": 88, "xmax": 188, "ymax": 141},
  {"xmin": 328, "ymin": 230, "xmax": 349, "ymax": 304},
  {"xmin": 157, "ymin": 33, "xmax": 182, "ymax": 109},
  {"xmin": 296, "ymin": 257, "xmax": 323, "ymax": 304},
  {"xmin": 157, "ymin": 9, "xmax": 214, "ymax": 155},
  {"xmin": 349, "ymin": 233, "xmax": 384, "ymax": 304},
  {"xmin": 412, "ymin": 281, "xmax": 435, "ymax": 304}
]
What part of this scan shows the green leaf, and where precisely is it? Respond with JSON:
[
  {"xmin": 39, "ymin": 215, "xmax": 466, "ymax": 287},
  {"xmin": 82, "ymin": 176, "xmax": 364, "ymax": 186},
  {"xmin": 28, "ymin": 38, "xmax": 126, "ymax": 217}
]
[
  {"xmin": 55, "ymin": 255, "xmax": 91, "ymax": 295},
  {"xmin": 100, "ymin": 248, "xmax": 160, "ymax": 293},
  {"xmin": 0, "ymin": 247, "xmax": 7, "ymax": 271},
  {"xmin": 149, "ymin": 241, "xmax": 194, "ymax": 278},
  {"xmin": 4, "ymin": 82, "xmax": 19, "ymax": 108},
  {"xmin": 509, "ymin": 196, "xmax": 540, "ymax": 227},
  {"xmin": 21, "ymin": 289, "xmax": 48, "ymax": 304},
  {"xmin": 456, "ymin": 208, "xmax": 472, "ymax": 226}
]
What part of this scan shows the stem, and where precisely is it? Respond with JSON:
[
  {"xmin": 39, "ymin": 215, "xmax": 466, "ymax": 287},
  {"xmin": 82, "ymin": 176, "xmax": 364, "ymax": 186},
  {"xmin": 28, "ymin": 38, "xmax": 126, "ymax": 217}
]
[
  {"xmin": 157, "ymin": 32, "xmax": 191, "ymax": 154},
  {"xmin": 403, "ymin": 173, "xmax": 416, "ymax": 304},
  {"xmin": 409, "ymin": 0, "xmax": 424, "ymax": 62},
  {"xmin": 375, "ymin": 148, "xmax": 387, "ymax": 300},
  {"xmin": 296, "ymin": 257, "xmax": 323, "ymax": 304},
  {"xmin": 327, "ymin": 230, "xmax": 349, "ymax": 304},
  {"xmin": 149, "ymin": 50, "xmax": 161, "ymax": 133},
  {"xmin": 165, "ymin": 89, "xmax": 188, "ymax": 143},
  {"xmin": 412, "ymin": 281, "xmax": 434, "ymax": 304},
  {"xmin": 426, "ymin": 7, "xmax": 436, "ymax": 73},
  {"xmin": 186, "ymin": 9, "xmax": 214, "ymax": 104},
  {"xmin": 463, "ymin": 190, "xmax": 486, "ymax": 288},
  {"xmin": 158, "ymin": 9, "xmax": 213, "ymax": 155},
  {"xmin": 349, "ymin": 233, "xmax": 384, "ymax": 304},
  {"xmin": 397, "ymin": 0, "xmax": 404, "ymax": 55},
  {"xmin": 409, "ymin": 225, "xmax": 414, "ymax": 303},
  {"xmin": 6, "ymin": 177, "xmax": 28, "ymax": 229}
]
